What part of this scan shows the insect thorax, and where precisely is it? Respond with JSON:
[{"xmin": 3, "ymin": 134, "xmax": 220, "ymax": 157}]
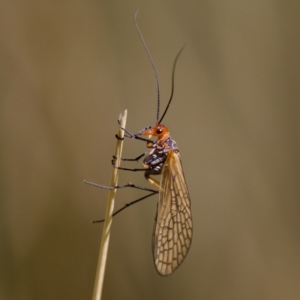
[{"xmin": 143, "ymin": 137, "xmax": 179, "ymax": 175}]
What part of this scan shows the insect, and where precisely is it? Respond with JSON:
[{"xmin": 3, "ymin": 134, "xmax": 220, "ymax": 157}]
[{"xmin": 90, "ymin": 12, "xmax": 192, "ymax": 276}]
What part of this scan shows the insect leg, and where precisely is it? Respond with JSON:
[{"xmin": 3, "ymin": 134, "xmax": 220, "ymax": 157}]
[
  {"xmin": 145, "ymin": 173, "xmax": 161, "ymax": 189},
  {"xmin": 84, "ymin": 180, "xmax": 157, "ymax": 193},
  {"xmin": 117, "ymin": 120, "xmax": 152, "ymax": 143},
  {"xmin": 112, "ymin": 140, "xmax": 155, "ymax": 163},
  {"xmin": 115, "ymin": 134, "xmax": 124, "ymax": 140},
  {"xmin": 92, "ymin": 191, "xmax": 158, "ymax": 223},
  {"xmin": 111, "ymin": 157, "xmax": 146, "ymax": 172},
  {"xmin": 84, "ymin": 180, "xmax": 158, "ymax": 222},
  {"xmin": 112, "ymin": 165, "xmax": 146, "ymax": 172},
  {"xmin": 113, "ymin": 152, "xmax": 146, "ymax": 163}
]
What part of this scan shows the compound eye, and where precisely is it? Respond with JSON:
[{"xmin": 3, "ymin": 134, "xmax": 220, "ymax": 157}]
[{"xmin": 156, "ymin": 128, "xmax": 163, "ymax": 134}]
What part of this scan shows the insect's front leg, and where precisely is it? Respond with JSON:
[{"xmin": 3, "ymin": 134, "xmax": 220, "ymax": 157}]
[{"xmin": 116, "ymin": 120, "xmax": 152, "ymax": 143}]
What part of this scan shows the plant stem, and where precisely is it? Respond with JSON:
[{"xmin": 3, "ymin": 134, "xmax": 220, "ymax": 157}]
[{"xmin": 92, "ymin": 109, "xmax": 127, "ymax": 300}]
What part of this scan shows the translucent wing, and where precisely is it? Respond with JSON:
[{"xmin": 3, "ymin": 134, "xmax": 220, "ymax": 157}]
[{"xmin": 152, "ymin": 151, "xmax": 192, "ymax": 276}]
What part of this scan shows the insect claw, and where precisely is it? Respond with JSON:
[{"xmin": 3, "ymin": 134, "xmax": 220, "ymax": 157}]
[
  {"xmin": 115, "ymin": 134, "xmax": 124, "ymax": 140},
  {"xmin": 117, "ymin": 120, "xmax": 126, "ymax": 131}
]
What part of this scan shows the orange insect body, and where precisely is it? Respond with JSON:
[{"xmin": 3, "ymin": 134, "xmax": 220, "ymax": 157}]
[
  {"xmin": 140, "ymin": 123, "xmax": 175, "ymax": 183},
  {"xmin": 136, "ymin": 122, "xmax": 192, "ymax": 276},
  {"xmin": 141, "ymin": 124, "xmax": 172, "ymax": 177}
]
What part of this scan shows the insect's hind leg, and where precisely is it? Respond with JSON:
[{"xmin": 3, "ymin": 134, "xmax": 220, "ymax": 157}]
[
  {"xmin": 84, "ymin": 180, "xmax": 158, "ymax": 223},
  {"xmin": 92, "ymin": 190, "xmax": 158, "ymax": 223}
]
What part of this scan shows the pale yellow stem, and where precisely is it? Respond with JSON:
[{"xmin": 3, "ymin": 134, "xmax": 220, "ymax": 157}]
[{"xmin": 92, "ymin": 109, "xmax": 127, "ymax": 300}]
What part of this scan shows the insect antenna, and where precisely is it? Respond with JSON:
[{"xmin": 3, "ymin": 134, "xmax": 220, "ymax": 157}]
[
  {"xmin": 158, "ymin": 43, "xmax": 186, "ymax": 124},
  {"xmin": 134, "ymin": 10, "xmax": 161, "ymax": 123}
]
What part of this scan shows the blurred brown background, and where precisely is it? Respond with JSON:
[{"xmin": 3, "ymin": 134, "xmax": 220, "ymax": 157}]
[{"xmin": 1, "ymin": 0, "xmax": 300, "ymax": 299}]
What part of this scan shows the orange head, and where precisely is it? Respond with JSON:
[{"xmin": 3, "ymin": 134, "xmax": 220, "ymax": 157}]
[{"xmin": 139, "ymin": 123, "xmax": 170, "ymax": 141}]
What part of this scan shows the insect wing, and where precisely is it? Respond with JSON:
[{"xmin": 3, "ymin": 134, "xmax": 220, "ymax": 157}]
[{"xmin": 153, "ymin": 151, "xmax": 192, "ymax": 276}]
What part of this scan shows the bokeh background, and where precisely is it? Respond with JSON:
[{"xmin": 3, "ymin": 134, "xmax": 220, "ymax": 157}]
[{"xmin": 1, "ymin": 1, "xmax": 300, "ymax": 299}]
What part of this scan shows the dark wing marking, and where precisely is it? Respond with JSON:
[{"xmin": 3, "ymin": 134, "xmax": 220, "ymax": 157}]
[{"xmin": 152, "ymin": 151, "xmax": 192, "ymax": 276}]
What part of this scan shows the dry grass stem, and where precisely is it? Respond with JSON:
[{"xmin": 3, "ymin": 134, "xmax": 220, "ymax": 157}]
[{"xmin": 92, "ymin": 109, "xmax": 127, "ymax": 300}]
